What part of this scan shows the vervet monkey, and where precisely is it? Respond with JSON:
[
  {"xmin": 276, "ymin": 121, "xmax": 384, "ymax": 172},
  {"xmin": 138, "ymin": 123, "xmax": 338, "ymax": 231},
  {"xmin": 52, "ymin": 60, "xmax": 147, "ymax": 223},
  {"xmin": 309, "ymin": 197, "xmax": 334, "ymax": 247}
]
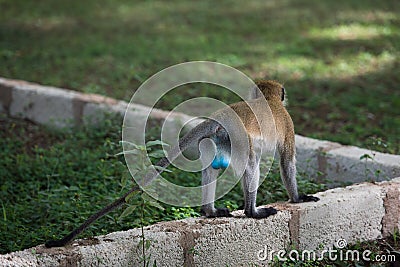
[{"xmin": 45, "ymin": 80, "xmax": 318, "ymax": 248}]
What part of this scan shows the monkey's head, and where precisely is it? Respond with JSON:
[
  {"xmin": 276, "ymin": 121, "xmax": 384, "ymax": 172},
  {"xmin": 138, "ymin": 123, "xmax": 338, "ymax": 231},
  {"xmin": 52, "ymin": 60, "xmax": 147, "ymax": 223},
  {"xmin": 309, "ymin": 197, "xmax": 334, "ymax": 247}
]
[{"xmin": 252, "ymin": 80, "xmax": 285, "ymax": 102}]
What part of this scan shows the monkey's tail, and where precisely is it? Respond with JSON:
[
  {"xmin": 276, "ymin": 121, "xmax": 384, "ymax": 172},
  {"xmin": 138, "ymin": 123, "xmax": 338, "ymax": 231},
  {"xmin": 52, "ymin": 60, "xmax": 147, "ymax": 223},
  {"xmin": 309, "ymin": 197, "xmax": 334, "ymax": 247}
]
[
  {"xmin": 45, "ymin": 120, "xmax": 217, "ymax": 248},
  {"xmin": 144, "ymin": 119, "xmax": 219, "ymax": 181},
  {"xmin": 45, "ymin": 185, "xmax": 139, "ymax": 248}
]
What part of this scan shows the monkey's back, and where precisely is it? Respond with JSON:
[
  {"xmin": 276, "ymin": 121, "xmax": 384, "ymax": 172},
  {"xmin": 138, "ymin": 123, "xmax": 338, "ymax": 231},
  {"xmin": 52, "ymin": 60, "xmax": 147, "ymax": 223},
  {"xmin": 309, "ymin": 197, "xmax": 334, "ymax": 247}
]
[{"xmin": 210, "ymin": 99, "xmax": 277, "ymax": 141}]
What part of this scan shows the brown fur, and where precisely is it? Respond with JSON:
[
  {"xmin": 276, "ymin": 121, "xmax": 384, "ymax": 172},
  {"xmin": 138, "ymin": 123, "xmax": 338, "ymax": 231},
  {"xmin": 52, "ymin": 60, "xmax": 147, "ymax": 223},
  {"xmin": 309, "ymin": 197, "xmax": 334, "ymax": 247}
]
[
  {"xmin": 256, "ymin": 80, "xmax": 295, "ymax": 160},
  {"xmin": 212, "ymin": 80, "xmax": 295, "ymax": 159},
  {"xmin": 45, "ymin": 80, "xmax": 302, "ymax": 247}
]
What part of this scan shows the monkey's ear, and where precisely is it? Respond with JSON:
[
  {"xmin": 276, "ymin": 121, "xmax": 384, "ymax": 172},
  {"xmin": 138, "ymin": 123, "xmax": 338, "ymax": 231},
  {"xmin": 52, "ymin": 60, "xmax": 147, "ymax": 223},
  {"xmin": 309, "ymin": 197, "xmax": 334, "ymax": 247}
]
[{"xmin": 281, "ymin": 87, "xmax": 285, "ymax": 101}]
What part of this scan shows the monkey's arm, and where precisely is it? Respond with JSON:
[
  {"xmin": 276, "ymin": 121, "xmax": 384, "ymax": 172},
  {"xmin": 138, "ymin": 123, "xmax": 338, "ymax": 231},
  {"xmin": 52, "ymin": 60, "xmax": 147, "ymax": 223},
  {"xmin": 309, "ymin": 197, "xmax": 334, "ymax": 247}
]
[{"xmin": 279, "ymin": 156, "xmax": 319, "ymax": 203}]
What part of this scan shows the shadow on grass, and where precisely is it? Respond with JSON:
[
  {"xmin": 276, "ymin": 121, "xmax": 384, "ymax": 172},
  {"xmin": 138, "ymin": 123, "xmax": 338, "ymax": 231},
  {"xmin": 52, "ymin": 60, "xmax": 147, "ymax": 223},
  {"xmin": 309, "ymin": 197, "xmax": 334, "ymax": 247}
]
[
  {"xmin": 0, "ymin": 0, "xmax": 399, "ymax": 153},
  {"xmin": 287, "ymin": 60, "xmax": 399, "ymax": 153}
]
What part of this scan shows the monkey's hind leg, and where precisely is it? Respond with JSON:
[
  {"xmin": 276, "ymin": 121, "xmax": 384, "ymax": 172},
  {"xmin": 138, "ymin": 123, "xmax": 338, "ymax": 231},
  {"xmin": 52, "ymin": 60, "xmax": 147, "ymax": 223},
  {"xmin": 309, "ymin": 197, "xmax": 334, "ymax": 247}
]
[
  {"xmin": 201, "ymin": 166, "xmax": 231, "ymax": 217},
  {"xmin": 242, "ymin": 154, "xmax": 277, "ymax": 219}
]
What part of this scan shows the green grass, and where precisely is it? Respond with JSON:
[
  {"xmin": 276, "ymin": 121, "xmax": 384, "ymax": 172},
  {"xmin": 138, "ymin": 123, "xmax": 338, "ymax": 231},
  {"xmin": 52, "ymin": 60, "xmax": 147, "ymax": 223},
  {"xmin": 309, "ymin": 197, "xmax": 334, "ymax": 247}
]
[
  {"xmin": 0, "ymin": 115, "xmax": 325, "ymax": 254},
  {"xmin": 1, "ymin": 0, "xmax": 399, "ymax": 259},
  {"xmin": 0, "ymin": 0, "xmax": 399, "ymax": 153},
  {"xmin": 0, "ymin": 116, "xmax": 397, "ymax": 264}
]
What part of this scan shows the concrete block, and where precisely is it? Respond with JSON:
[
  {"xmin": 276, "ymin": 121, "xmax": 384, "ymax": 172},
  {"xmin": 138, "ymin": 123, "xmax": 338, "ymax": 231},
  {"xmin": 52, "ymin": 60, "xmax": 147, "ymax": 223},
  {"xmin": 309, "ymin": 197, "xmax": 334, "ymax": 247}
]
[
  {"xmin": 282, "ymin": 183, "xmax": 385, "ymax": 251},
  {"xmin": 0, "ymin": 81, "xmax": 13, "ymax": 113},
  {"xmin": 0, "ymin": 227, "xmax": 183, "ymax": 267},
  {"xmin": 192, "ymin": 211, "xmax": 291, "ymax": 266},
  {"xmin": 81, "ymin": 102, "xmax": 109, "ymax": 124},
  {"xmin": 295, "ymin": 135, "xmax": 342, "ymax": 180},
  {"xmin": 379, "ymin": 178, "xmax": 400, "ymax": 236},
  {"xmin": 0, "ymin": 211, "xmax": 291, "ymax": 266},
  {"xmin": 72, "ymin": 93, "xmax": 119, "ymax": 124},
  {"xmin": 76, "ymin": 227, "xmax": 183, "ymax": 267},
  {"xmin": 327, "ymin": 146, "xmax": 400, "ymax": 183},
  {"xmin": 9, "ymin": 84, "xmax": 77, "ymax": 128},
  {"xmin": 295, "ymin": 135, "xmax": 400, "ymax": 185}
]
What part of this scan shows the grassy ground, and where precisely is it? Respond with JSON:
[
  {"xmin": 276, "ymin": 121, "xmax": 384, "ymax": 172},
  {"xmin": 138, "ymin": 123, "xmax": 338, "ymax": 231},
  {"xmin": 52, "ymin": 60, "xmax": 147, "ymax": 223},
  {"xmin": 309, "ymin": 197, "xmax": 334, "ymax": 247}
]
[
  {"xmin": 0, "ymin": 115, "xmax": 398, "ymax": 264},
  {"xmin": 0, "ymin": 115, "xmax": 324, "ymax": 254},
  {"xmin": 0, "ymin": 0, "xmax": 399, "ymax": 153},
  {"xmin": 1, "ymin": 0, "xmax": 399, "ymax": 263}
]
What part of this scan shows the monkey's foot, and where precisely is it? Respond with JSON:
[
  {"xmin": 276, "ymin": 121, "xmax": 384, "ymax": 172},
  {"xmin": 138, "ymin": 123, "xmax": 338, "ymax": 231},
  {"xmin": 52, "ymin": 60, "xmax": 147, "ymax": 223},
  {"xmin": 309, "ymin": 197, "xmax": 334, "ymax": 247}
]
[
  {"xmin": 299, "ymin": 194, "xmax": 319, "ymax": 202},
  {"xmin": 245, "ymin": 207, "xmax": 277, "ymax": 219},
  {"xmin": 45, "ymin": 238, "xmax": 67, "ymax": 248},
  {"xmin": 203, "ymin": 207, "xmax": 232, "ymax": 218}
]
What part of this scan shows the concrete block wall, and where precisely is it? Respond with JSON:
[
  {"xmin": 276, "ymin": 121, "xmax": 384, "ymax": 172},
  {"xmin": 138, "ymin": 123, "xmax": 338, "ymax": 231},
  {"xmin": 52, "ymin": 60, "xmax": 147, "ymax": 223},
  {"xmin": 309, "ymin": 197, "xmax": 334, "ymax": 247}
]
[
  {"xmin": 1, "ymin": 77, "xmax": 399, "ymax": 266},
  {"xmin": 1, "ymin": 178, "xmax": 399, "ymax": 266},
  {"xmin": 295, "ymin": 135, "xmax": 400, "ymax": 185},
  {"xmin": 1, "ymin": 77, "xmax": 399, "ymax": 184}
]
